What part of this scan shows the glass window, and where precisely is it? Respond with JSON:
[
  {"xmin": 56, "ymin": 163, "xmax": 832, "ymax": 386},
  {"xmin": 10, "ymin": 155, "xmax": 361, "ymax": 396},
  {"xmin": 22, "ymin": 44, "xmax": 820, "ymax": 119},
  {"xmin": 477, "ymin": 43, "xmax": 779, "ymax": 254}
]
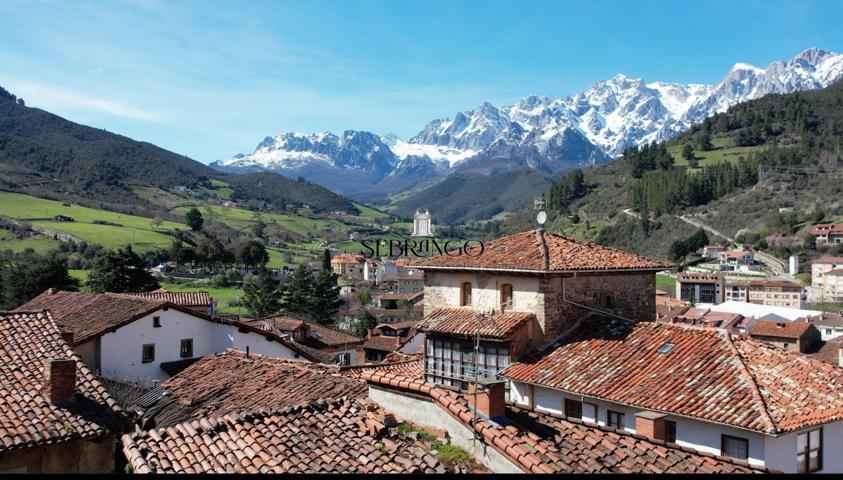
[
  {"xmin": 500, "ymin": 284, "xmax": 513, "ymax": 310},
  {"xmin": 153, "ymin": 316, "xmax": 161, "ymax": 328},
  {"xmin": 461, "ymin": 282, "xmax": 472, "ymax": 306},
  {"xmin": 797, "ymin": 428, "xmax": 822, "ymax": 473},
  {"xmin": 564, "ymin": 399, "xmax": 582, "ymax": 419},
  {"xmin": 142, "ymin": 344, "xmax": 155, "ymax": 363},
  {"xmin": 665, "ymin": 420, "xmax": 677, "ymax": 443},
  {"xmin": 607, "ymin": 410, "xmax": 624, "ymax": 429},
  {"xmin": 180, "ymin": 339, "xmax": 193, "ymax": 358},
  {"xmin": 721, "ymin": 435, "xmax": 748, "ymax": 460}
]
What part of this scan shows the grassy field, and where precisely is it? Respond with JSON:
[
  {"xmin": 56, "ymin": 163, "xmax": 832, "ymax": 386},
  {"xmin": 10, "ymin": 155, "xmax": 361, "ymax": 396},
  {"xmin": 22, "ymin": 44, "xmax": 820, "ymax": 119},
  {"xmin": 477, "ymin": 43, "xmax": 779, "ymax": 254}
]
[
  {"xmin": 668, "ymin": 138, "xmax": 764, "ymax": 169},
  {"xmin": 0, "ymin": 191, "xmax": 185, "ymax": 251},
  {"xmin": 0, "ymin": 229, "xmax": 62, "ymax": 253},
  {"xmin": 656, "ymin": 273, "xmax": 676, "ymax": 297}
]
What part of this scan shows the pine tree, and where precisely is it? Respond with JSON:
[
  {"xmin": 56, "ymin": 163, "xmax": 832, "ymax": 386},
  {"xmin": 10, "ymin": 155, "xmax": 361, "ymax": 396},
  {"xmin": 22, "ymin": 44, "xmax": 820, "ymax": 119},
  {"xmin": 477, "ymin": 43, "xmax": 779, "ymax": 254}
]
[
  {"xmin": 86, "ymin": 246, "xmax": 159, "ymax": 293},
  {"xmin": 242, "ymin": 271, "xmax": 281, "ymax": 318},
  {"xmin": 185, "ymin": 208, "xmax": 204, "ymax": 231},
  {"xmin": 0, "ymin": 251, "xmax": 79, "ymax": 309},
  {"xmin": 351, "ymin": 308, "xmax": 377, "ymax": 337},
  {"xmin": 310, "ymin": 250, "xmax": 343, "ymax": 325},
  {"xmin": 281, "ymin": 264, "xmax": 314, "ymax": 318}
]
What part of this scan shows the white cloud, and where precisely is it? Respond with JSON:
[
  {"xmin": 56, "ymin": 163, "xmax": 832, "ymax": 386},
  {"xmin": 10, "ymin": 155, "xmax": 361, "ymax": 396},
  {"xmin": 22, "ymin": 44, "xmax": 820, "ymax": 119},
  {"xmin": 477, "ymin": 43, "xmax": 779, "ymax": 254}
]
[{"xmin": 0, "ymin": 78, "xmax": 163, "ymax": 122}]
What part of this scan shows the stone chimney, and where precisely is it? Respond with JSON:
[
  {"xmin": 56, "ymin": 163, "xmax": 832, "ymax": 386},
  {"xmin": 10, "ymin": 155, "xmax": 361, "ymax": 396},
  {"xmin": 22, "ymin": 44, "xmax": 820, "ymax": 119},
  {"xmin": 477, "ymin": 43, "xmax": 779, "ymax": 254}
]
[
  {"xmin": 466, "ymin": 380, "xmax": 506, "ymax": 419},
  {"xmin": 635, "ymin": 411, "xmax": 667, "ymax": 441},
  {"xmin": 43, "ymin": 358, "xmax": 77, "ymax": 404}
]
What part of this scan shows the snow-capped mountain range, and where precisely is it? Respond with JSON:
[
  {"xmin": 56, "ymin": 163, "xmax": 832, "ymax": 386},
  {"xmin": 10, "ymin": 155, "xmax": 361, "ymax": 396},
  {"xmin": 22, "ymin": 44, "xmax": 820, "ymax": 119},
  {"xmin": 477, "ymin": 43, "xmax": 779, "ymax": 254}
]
[{"xmin": 211, "ymin": 48, "xmax": 843, "ymax": 198}]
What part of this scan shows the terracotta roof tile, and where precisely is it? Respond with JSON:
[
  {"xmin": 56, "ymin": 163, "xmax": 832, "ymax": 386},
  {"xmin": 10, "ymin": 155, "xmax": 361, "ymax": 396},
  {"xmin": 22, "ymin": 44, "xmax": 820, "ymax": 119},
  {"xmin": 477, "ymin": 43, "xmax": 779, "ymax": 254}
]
[
  {"xmin": 16, "ymin": 289, "xmax": 205, "ymax": 345},
  {"xmin": 0, "ymin": 310, "xmax": 129, "ymax": 453},
  {"xmin": 123, "ymin": 398, "xmax": 456, "ymax": 473},
  {"xmin": 412, "ymin": 229, "xmax": 671, "ymax": 272},
  {"xmin": 361, "ymin": 372, "xmax": 762, "ymax": 473},
  {"xmin": 749, "ymin": 319, "xmax": 814, "ymax": 339},
  {"xmin": 418, "ymin": 306, "xmax": 533, "ymax": 340},
  {"xmin": 138, "ymin": 350, "xmax": 368, "ymax": 428},
  {"xmin": 500, "ymin": 317, "xmax": 843, "ymax": 434},
  {"xmin": 125, "ymin": 290, "xmax": 212, "ymax": 308}
]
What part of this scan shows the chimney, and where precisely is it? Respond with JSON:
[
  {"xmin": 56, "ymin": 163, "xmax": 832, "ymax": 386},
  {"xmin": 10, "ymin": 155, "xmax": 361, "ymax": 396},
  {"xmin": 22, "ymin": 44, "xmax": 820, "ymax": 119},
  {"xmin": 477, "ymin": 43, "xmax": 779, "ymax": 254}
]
[
  {"xmin": 59, "ymin": 326, "xmax": 74, "ymax": 346},
  {"xmin": 43, "ymin": 358, "xmax": 76, "ymax": 404},
  {"xmin": 635, "ymin": 411, "xmax": 667, "ymax": 441},
  {"xmin": 466, "ymin": 380, "xmax": 506, "ymax": 420}
]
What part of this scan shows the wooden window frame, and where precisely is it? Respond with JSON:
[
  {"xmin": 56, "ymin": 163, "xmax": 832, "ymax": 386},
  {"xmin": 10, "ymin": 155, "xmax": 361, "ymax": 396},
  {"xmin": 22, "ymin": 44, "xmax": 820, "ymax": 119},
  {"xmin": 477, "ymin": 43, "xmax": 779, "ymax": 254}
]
[
  {"xmin": 180, "ymin": 338, "xmax": 193, "ymax": 358},
  {"xmin": 797, "ymin": 427, "xmax": 822, "ymax": 473},
  {"xmin": 500, "ymin": 283, "xmax": 513, "ymax": 311},
  {"xmin": 607, "ymin": 410, "xmax": 624, "ymax": 429},
  {"xmin": 142, "ymin": 343, "xmax": 155, "ymax": 363},
  {"xmin": 564, "ymin": 399, "xmax": 582, "ymax": 419},
  {"xmin": 721, "ymin": 434, "xmax": 749, "ymax": 460}
]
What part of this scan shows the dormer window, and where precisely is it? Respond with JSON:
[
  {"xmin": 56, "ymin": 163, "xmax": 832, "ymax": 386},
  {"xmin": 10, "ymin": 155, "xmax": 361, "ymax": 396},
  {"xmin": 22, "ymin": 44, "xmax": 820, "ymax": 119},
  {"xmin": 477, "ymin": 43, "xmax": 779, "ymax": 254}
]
[
  {"xmin": 460, "ymin": 282, "xmax": 472, "ymax": 307},
  {"xmin": 500, "ymin": 283, "xmax": 513, "ymax": 311}
]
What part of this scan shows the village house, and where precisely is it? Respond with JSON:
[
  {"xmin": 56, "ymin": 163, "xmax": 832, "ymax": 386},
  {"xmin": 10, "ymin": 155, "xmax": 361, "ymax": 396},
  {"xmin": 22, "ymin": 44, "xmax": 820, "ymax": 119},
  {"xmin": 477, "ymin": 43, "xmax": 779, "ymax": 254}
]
[
  {"xmin": 381, "ymin": 270, "xmax": 425, "ymax": 293},
  {"xmin": 748, "ymin": 319, "xmax": 821, "ymax": 353},
  {"xmin": 243, "ymin": 314, "xmax": 365, "ymax": 365},
  {"xmin": 18, "ymin": 290, "xmax": 317, "ymax": 386},
  {"xmin": 811, "ymin": 312, "xmax": 843, "ymax": 341},
  {"xmin": 411, "ymin": 228, "xmax": 671, "ymax": 391},
  {"xmin": 0, "ymin": 311, "xmax": 128, "ymax": 473},
  {"xmin": 501, "ymin": 316, "xmax": 843, "ymax": 473},
  {"xmin": 331, "ymin": 253, "xmax": 366, "ymax": 281},
  {"xmin": 719, "ymin": 250, "xmax": 754, "ymax": 269},
  {"xmin": 809, "ymin": 223, "xmax": 843, "ymax": 245},
  {"xmin": 676, "ymin": 272, "xmax": 724, "ymax": 304},
  {"xmin": 702, "ymin": 244, "xmax": 726, "ymax": 257},
  {"xmin": 361, "ymin": 321, "xmax": 421, "ymax": 362},
  {"xmin": 371, "ymin": 290, "xmax": 424, "ymax": 323}
]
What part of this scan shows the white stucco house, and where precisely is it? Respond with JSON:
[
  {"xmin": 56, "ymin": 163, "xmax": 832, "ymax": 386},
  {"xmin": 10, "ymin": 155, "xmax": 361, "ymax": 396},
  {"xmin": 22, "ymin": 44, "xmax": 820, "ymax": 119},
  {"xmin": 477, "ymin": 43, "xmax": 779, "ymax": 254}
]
[{"xmin": 18, "ymin": 289, "xmax": 317, "ymax": 386}]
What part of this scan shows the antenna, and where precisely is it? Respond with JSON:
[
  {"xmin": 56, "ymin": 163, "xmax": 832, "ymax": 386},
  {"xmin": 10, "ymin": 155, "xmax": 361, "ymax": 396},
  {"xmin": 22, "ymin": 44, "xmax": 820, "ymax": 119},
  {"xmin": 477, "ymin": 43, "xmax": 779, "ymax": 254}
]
[
  {"xmin": 534, "ymin": 194, "xmax": 547, "ymax": 228},
  {"xmin": 536, "ymin": 211, "xmax": 547, "ymax": 226}
]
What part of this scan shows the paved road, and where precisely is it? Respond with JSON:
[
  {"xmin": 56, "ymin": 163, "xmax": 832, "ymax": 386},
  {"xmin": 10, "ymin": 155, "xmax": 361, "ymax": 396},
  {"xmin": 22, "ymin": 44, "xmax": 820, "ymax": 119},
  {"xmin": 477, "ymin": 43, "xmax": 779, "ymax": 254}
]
[{"xmin": 677, "ymin": 215, "xmax": 786, "ymax": 275}]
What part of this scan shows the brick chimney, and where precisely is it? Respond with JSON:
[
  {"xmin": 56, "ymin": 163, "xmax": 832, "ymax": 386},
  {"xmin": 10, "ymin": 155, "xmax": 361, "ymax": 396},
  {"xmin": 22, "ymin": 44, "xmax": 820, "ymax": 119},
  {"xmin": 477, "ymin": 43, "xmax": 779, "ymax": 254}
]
[
  {"xmin": 466, "ymin": 380, "xmax": 506, "ymax": 419},
  {"xmin": 635, "ymin": 411, "xmax": 667, "ymax": 441},
  {"xmin": 43, "ymin": 358, "xmax": 77, "ymax": 404}
]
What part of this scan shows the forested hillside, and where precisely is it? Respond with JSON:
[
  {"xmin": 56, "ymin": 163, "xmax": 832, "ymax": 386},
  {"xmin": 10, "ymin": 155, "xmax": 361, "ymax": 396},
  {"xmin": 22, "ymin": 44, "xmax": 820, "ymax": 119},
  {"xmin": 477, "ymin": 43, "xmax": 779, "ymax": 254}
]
[{"xmin": 500, "ymin": 80, "xmax": 843, "ymax": 260}]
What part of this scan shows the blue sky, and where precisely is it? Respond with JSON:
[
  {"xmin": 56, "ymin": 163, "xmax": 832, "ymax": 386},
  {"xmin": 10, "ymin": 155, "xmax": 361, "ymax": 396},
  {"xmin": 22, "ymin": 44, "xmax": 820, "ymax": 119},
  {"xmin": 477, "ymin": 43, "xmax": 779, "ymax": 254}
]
[{"xmin": 1, "ymin": 0, "xmax": 841, "ymax": 163}]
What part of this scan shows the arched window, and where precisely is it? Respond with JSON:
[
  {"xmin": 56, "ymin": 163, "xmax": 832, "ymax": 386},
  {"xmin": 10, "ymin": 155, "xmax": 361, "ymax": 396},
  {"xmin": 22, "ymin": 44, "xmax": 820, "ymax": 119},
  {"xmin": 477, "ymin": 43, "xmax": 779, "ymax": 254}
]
[
  {"xmin": 460, "ymin": 282, "xmax": 472, "ymax": 306},
  {"xmin": 500, "ymin": 283, "xmax": 513, "ymax": 311}
]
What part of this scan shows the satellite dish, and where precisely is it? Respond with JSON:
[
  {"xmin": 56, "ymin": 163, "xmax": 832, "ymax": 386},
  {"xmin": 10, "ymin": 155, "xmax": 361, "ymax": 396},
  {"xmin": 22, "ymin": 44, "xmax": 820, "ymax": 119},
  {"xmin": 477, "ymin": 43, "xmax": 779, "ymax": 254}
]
[{"xmin": 536, "ymin": 211, "xmax": 547, "ymax": 225}]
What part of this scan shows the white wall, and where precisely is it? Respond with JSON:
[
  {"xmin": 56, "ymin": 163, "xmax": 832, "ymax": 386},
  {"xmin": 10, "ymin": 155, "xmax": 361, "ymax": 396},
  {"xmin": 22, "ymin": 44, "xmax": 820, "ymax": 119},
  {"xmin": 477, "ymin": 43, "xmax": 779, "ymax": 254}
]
[
  {"xmin": 97, "ymin": 308, "xmax": 306, "ymax": 386},
  {"xmin": 764, "ymin": 421, "xmax": 843, "ymax": 473},
  {"xmin": 513, "ymin": 383, "xmax": 769, "ymax": 468}
]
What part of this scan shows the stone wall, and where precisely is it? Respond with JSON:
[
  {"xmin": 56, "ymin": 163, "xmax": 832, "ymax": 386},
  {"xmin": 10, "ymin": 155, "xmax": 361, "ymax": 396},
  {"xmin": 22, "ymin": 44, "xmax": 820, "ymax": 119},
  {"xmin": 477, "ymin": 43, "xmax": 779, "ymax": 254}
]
[{"xmin": 0, "ymin": 434, "xmax": 116, "ymax": 473}]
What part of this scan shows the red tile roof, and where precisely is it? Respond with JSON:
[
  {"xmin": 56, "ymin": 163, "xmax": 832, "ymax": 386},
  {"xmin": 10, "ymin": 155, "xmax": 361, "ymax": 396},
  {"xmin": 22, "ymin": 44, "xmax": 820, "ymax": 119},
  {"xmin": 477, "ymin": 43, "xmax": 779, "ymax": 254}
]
[
  {"xmin": 123, "ymin": 398, "xmax": 456, "ymax": 473},
  {"xmin": 250, "ymin": 315, "xmax": 307, "ymax": 332},
  {"xmin": 241, "ymin": 317, "xmax": 364, "ymax": 349},
  {"xmin": 331, "ymin": 253, "xmax": 365, "ymax": 264},
  {"xmin": 377, "ymin": 291, "xmax": 424, "ymax": 302},
  {"xmin": 412, "ymin": 229, "xmax": 672, "ymax": 273},
  {"xmin": 749, "ymin": 320, "xmax": 814, "ymax": 339},
  {"xmin": 813, "ymin": 256, "xmax": 843, "ymax": 264},
  {"xmin": 0, "ymin": 311, "xmax": 128, "ymax": 453},
  {"xmin": 748, "ymin": 279, "xmax": 803, "ymax": 289},
  {"xmin": 17, "ymin": 289, "xmax": 207, "ymax": 345},
  {"xmin": 361, "ymin": 372, "xmax": 763, "ymax": 473},
  {"xmin": 418, "ymin": 306, "xmax": 534, "ymax": 340},
  {"xmin": 125, "ymin": 290, "xmax": 212, "ymax": 307},
  {"xmin": 342, "ymin": 358, "xmax": 425, "ymax": 380},
  {"xmin": 500, "ymin": 317, "xmax": 843, "ymax": 434},
  {"xmin": 137, "ymin": 350, "xmax": 368, "ymax": 428}
]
